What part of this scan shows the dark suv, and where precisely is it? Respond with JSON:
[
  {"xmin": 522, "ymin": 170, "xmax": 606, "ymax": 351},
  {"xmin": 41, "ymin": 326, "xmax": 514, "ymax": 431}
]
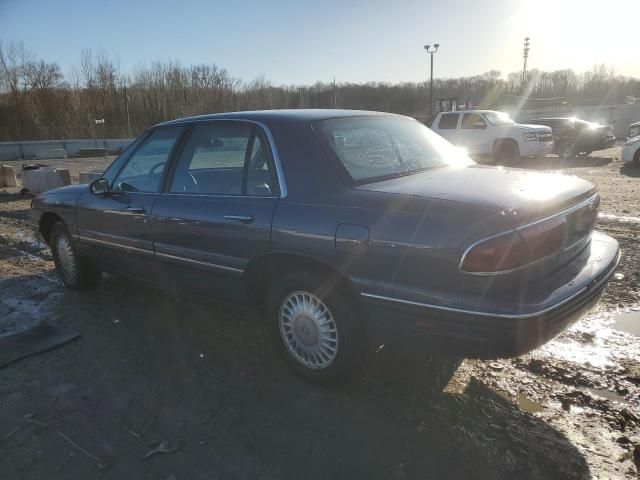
[{"xmin": 527, "ymin": 117, "xmax": 615, "ymax": 157}]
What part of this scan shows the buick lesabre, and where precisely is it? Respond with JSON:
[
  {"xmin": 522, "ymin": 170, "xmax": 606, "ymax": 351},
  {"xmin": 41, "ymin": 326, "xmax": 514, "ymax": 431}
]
[{"xmin": 30, "ymin": 110, "xmax": 620, "ymax": 383}]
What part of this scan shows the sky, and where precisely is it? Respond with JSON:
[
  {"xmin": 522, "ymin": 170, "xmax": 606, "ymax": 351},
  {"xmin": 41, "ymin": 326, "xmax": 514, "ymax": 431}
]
[{"xmin": 1, "ymin": 0, "xmax": 637, "ymax": 85}]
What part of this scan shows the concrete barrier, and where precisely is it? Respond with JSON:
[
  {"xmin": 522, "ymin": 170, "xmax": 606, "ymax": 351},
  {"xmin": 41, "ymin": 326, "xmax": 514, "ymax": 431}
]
[
  {"xmin": 21, "ymin": 167, "xmax": 72, "ymax": 194},
  {"xmin": 0, "ymin": 138, "xmax": 134, "ymax": 161},
  {"xmin": 0, "ymin": 165, "xmax": 17, "ymax": 187}
]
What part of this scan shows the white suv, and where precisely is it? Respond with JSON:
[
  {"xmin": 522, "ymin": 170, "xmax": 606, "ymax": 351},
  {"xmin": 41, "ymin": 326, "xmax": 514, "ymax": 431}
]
[{"xmin": 430, "ymin": 110, "xmax": 554, "ymax": 163}]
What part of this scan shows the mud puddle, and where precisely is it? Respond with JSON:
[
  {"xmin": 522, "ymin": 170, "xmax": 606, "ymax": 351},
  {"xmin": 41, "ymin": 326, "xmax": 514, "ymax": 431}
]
[{"xmin": 611, "ymin": 310, "xmax": 640, "ymax": 336}]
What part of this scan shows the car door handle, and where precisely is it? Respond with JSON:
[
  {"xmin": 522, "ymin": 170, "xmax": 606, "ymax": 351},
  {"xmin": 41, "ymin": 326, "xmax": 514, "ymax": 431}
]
[
  {"xmin": 126, "ymin": 206, "xmax": 146, "ymax": 214},
  {"xmin": 223, "ymin": 214, "xmax": 254, "ymax": 224}
]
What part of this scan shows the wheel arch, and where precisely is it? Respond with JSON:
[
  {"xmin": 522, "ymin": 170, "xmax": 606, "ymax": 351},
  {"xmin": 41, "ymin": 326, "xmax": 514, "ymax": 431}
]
[
  {"xmin": 492, "ymin": 137, "xmax": 519, "ymax": 154},
  {"xmin": 39, "ymin": 212, "xmax": 64, "ymax": 244},
  {"xmin": 244, "ymin": 251, "xmax": 360, "ymax": 307}
]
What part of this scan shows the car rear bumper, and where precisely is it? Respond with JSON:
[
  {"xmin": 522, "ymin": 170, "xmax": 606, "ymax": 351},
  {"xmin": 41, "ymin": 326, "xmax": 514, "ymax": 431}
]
[{"xmin": 360, "ymin": 231, "xmax": 620, "ymax": 358}]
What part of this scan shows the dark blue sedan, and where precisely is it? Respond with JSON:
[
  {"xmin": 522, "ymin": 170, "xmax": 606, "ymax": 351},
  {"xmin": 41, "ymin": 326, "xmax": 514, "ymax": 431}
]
[{"xmin": 30, "ymin": 110, "xmax": 620, "ymax": 383}]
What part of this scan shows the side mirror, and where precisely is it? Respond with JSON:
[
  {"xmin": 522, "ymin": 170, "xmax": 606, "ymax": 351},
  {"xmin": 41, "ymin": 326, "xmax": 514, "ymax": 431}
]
[{"xmin": 90, "ymin": 178, "xmax": 110, "ymax": 195}]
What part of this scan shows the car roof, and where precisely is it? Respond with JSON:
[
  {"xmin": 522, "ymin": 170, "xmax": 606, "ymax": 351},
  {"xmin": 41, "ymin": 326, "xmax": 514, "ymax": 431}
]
[{"xmin": 157, "ymin": 109, "xmax": 399, "ymax": 127}]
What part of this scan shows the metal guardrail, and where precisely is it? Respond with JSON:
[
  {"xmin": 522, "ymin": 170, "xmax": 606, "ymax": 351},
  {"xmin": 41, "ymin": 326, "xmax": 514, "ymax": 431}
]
[{"xmin": 0, "ymin": 138, "xmax": 135, "ymax": 161}]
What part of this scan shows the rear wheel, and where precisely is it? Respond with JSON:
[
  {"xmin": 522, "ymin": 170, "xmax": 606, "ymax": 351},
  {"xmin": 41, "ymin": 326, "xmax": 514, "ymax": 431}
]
[
  {"xmin": 50, "ymin": 222, "xmax": 99, "ymax": 289},
  {"xmin": 493, "ymin": 141, "xmax": 519, "ymax": 165},
  {"xmin": 268, "ymin": 271, "xmax": 362, "ymax": 384},
  {"xmin": 634, "ymin": 150, "xmax": 640, "ymax": 166}
]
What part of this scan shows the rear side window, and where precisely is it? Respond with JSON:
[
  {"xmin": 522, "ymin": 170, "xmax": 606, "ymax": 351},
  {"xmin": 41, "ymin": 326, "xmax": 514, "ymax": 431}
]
[
  {"xmin": 169, "ymin": 123, "xmax": 277, "ymax": 196},
  {"xmin": 461, "ymin": 113, "xmax": 486, "ymax": 129},
  {"xmin": 437, "ymin": 113, "xmax": 459, "ymax": 130},
  {"xmin": 170, "ymin": 123, "xmax": 251, "ymax": 195}
]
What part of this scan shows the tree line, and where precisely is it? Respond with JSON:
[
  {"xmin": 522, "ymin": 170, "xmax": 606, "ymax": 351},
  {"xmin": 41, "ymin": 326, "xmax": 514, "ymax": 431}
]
[{"xmin": 1, "ymin": 40, "xmax": 638, "ymax": 141}]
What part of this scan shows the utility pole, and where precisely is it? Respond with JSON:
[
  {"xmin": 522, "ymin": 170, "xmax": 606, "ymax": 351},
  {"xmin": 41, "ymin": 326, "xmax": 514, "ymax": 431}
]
[
  {"xmin": 522, "ymin": 37, "xmax": 530, "ymax": 90},
  {"xmin": 333, "ymin": 76, "xmax": 337, "ymax": 108},
  {"xmin": 124, "ymin": 86, "xmax": 132, "ymax": 138},
  {"xmin": 424, "ymin": 44, "xmax": 439, "ymax": 116}
]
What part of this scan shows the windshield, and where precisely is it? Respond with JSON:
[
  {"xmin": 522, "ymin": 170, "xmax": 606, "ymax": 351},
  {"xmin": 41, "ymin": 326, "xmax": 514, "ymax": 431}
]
[
  {"xmin": 483, "ymin": 111, "xmax": 515, "ymax": 126},
  {"xmin": 317, "ymin": 116, "xmax": 471, "ymax": 183}
]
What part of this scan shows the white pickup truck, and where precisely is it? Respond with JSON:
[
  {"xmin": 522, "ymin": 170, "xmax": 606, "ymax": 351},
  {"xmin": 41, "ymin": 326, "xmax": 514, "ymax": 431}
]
[{"xmin": 430, "ymin": 110, "xmax": 554, "ymax": 163}]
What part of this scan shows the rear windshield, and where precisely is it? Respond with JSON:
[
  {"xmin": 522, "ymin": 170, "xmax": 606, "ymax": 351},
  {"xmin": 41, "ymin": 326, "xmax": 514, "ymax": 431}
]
[{"xmin": 316, "ymin": 116, "xmax": 471, "ymax": 183}]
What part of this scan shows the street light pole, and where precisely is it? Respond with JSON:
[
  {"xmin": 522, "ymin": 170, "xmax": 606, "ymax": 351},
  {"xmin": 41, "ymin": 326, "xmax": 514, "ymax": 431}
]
[{"xmin": 424, "ymin": 44, "xmax": 440, "ymax": 116}]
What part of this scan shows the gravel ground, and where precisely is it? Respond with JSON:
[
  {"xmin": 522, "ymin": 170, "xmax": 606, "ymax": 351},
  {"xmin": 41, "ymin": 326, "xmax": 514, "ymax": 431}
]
[{"xmin": 0, "ymin": 147, "xmax": 638, "ymax": 479}]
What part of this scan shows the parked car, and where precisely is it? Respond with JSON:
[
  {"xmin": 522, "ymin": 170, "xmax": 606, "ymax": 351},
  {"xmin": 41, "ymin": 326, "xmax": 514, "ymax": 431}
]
[
  {"xmin": 621, "ymin": 135, "xmax": 640, "ymax": 165},
  {"xmin": 526, "ymin": 117, "xmax": 616, "ymax": 157},
  {"xmin": 627, "ymin": 121, "xmax": 640, "ymax": 140},
  {"xmin": 30, "ymin": 110, "xmax": 620, "ymax": 383},
  {"xmin": 430, "ymin": 110, "xmax": 554, "ymax": 163}
]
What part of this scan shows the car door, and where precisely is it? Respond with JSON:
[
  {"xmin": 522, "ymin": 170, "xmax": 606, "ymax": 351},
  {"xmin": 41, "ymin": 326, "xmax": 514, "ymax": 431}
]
[
  {"xmin": 458, "ymin": 112, "xmax": 489, "ymax": 154},
  {"xmin": 151, "ymin": 121, "xmax": 280, "ymax": 298},
  {"xmin": 434, "ymin": 113, "xmax": 460, "ymax": 144},
  {"xmin": 75, "ymin": 125, "xmax": 184, "ymax": 278}
]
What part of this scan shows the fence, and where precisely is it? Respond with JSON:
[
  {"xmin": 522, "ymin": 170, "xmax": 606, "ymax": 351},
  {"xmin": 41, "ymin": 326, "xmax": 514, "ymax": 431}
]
[{"xmin": 0, "ymin": 138, "xmax": 135, "ymax": 161}]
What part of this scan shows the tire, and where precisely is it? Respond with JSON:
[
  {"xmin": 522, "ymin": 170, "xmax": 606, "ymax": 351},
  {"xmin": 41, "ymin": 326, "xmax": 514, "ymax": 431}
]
[
  {"xmin": 558, "ymin": 141, "xmax": 575, "ymax": 158},
  {"xmin": 50, "ymin": 222, "xmax": 99, "ymax": 289},
  {"xmin": 633, "ymin": 150, "xmax": 640, "ymax": 166},
  {"xmin": 268, "ymin": 270, "xmax": 362, "ymax": 384},
  {"xmin": 493, "ymin": 141, "xmax": 519, "ymax": 165}
]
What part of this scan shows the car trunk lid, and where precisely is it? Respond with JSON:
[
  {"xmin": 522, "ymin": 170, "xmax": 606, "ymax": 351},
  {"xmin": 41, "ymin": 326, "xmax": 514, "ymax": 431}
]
[{"xmin": 356, "ymin": 164, "xmax": 597, "ymax": 223}]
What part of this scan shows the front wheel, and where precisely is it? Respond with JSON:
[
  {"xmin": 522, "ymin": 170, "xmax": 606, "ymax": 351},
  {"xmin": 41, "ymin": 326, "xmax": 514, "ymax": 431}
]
[
  {"xmin": 268, "ymin": 271, "xmax": 362, "ymax": 384},
  {"xmin": 493, "ymin": 141, "xmax": 519, "ymax": 165},
  {"xmin": 50, "ymin": 222, "xmax": 100, "ymax": 289}
]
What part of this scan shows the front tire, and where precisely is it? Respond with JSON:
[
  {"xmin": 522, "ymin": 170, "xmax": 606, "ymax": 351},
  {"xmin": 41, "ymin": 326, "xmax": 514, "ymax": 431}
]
[
  {"xmin": 50, "ymin": 222, "xmax": 99, "ymax": 289},
  {"xmin": 493, "ymin": 141, "xmax": 519, "ymax": 165},
  {"xmin": 268, "ymin": 271, "xmax": 362, "ymax": 384}
]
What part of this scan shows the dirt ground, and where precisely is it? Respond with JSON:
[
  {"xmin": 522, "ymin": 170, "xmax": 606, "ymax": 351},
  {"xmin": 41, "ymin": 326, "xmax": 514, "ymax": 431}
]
[{"xmin": 0, "ymin": 147, "xmax": 639, "ymax": 479}]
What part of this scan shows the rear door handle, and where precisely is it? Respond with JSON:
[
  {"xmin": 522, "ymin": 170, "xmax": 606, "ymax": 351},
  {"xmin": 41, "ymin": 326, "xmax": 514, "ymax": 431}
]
[
  {"xmin": 224, "ymin": 214, "xmax": 254, "ymax": 224},
  {"xmin": 126, "ymin": 206, "xmax": 146, "ymax": 214}
]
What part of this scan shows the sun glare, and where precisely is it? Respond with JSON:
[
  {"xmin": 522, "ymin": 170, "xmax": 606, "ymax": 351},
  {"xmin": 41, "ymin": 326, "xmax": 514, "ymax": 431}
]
[{"xmin": 507, "ymin": 0, "xmax": 637, "ymax": 76}]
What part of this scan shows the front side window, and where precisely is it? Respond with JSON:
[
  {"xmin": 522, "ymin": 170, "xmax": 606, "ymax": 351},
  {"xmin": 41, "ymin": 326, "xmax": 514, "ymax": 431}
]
[
  {"xmin": 437, "ymin": 113, "xmax": 459, "ymax": 129},
  {"xmin": 170, "ymin": 123, "xmax": 276, "ymax": 196},
  {"xmin": 112, "ymin": 126, "xmax": 182, "ymax": 192},
  {"xmin": 317, "ymin": 116, "xmax": 472, "ymax": 184}
]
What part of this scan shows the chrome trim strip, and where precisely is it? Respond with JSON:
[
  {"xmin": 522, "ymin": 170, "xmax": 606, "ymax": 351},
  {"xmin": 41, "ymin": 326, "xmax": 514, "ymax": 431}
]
[
  {"xmin": 79, "ymin": 235, "xmax": 153, "ymax": 256},
  {"xmin": 363, "ymin": 245, "xmax": 618, "ymax": 319},
  {"xmin": 155, "ymin": 251, "xmax": 244, "ymax": 274},
  {"xmin": 459, "ymin": 193, "xmax": 599, "ymax": 276},
  {"xmin": 361, "ymin": 287, "xmax": 588, "ymax": 319}
]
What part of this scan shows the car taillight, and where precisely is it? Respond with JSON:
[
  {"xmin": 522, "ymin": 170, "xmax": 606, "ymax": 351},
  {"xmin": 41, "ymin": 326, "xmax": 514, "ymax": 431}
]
[
  {"xmin": 518, "ymin": 216, "xmax": 565, "ymax": 260},
  {"xmin": 461, "ymin": 231, "xmax": 528, "ymax": 273},
  {"xmin": 461, "ymin": 216, "xmax": 565, "ymax": 274}
]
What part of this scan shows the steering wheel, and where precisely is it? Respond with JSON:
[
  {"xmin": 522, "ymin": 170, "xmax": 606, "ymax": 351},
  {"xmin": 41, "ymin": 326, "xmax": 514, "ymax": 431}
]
[
  {"xmin": 149, "ymin": 162, "xmax": 166, "ymax": 177},
  {"xmin": 186, "ymin": 172, "xmax": 198, "ymax": 193}
]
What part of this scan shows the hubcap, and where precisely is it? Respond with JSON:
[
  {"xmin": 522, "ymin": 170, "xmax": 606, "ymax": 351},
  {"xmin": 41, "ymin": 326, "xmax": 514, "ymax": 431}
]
[
  {"xmin": 279, "ymin": 291, "xmax": 338, "ymax": 370},
  {"xmin": 55, "ymin": 234, "xmax": 77, "ymax": 283}
]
